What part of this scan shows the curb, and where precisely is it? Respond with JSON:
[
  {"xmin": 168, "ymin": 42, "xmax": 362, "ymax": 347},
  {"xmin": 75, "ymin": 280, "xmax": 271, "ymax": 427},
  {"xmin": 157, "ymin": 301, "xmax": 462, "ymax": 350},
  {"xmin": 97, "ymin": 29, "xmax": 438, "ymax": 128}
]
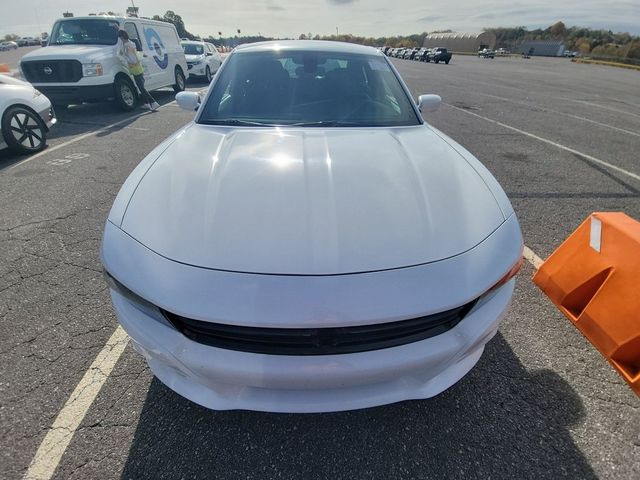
[{"xmin": 572, "ymin": 58, "xmax": 640, "ymax": 71}]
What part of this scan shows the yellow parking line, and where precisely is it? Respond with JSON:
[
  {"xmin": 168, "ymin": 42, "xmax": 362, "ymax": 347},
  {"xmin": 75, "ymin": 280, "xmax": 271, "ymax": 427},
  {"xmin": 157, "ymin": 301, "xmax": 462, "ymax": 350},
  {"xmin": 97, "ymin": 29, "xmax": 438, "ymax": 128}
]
[
  {"xmin": 523, "ymin": 246, "xmax": 544, "ymax": 269},
  {"xmin": 23, "ymin": 327, "xmax": 129, "ymax": 480}
]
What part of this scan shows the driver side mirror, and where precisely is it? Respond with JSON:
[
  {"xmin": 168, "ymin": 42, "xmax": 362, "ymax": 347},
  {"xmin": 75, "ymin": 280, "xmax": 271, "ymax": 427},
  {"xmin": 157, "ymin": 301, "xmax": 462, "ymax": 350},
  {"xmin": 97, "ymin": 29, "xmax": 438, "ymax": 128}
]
[
  {"xmin": 176, "ymin": 91, "xmax": 201, "ymax": 111},
  {"xmin": 418, "ymin": 94, "xmax": 441, "ymax": 113}
]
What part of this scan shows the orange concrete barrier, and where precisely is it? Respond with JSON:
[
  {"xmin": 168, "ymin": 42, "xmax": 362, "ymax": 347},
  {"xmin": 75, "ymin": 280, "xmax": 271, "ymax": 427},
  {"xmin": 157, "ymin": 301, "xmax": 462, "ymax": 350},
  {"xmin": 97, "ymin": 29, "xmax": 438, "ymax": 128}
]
[
  {"xmin": 0, "ymin": 64, "xmax": 10, "ymax": 73},
  {"xmin": 533, "ymin": 212, "xmax": 640, "ymax": 395}
]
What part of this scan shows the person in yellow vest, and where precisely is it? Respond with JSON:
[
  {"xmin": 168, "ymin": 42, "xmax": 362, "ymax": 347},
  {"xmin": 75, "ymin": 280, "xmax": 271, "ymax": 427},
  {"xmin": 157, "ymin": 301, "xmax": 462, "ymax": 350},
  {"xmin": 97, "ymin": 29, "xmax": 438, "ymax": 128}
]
[{"xmin": 116, "ymin": 30, "xmax": 159, "ymax": 111}]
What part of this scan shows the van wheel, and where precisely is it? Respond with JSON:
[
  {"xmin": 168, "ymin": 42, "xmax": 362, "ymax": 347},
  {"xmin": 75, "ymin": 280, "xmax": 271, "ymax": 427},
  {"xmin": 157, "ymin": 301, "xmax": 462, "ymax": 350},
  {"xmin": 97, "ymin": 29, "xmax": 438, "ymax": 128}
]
[
  {"xmin": 2, "ymin": 106, "xmax": 47, "ymax": 154},
  {"xmin": 114, "ymin": 77, "xmax": 137, "ymax": 111},
  {"xmin": 205, "ymin": 66, "xmax": 212, "ymax": 83},
  {"xmin": 173, "ymin": 67, "xmax": 186, "ymax": 93}
]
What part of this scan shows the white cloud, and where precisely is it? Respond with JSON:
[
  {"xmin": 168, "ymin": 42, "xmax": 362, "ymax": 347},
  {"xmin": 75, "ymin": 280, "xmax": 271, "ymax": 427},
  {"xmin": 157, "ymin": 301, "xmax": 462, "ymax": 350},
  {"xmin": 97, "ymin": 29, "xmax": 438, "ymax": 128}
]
[{"xmin": 0, "ymin": 0, "xmax": 638, "ymax": 38}]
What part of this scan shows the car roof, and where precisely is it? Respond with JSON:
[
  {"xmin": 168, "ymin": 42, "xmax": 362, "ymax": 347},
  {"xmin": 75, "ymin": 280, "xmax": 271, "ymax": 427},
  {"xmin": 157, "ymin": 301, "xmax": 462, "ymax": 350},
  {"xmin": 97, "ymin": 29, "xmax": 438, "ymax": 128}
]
[{"xmin": 234, "ymin": 40, "xmax": 381, "ymax": 55}]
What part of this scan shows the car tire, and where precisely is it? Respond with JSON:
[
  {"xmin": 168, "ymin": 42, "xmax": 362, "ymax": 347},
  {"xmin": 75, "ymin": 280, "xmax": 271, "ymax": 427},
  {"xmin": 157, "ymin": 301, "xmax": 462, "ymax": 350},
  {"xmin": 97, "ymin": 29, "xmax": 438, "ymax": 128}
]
[
  {"xmin": 445, "ymin": 59, "xmax": 450, "ymax": 64},
  {"xmin": 435, "ymin": 59, "xmax": 440, "ymax": 64},
  {"xmin": 173, "ymin": 67, "xmax": 186, "ymax": 93},
  {"xmin": 114, "ymin": 76, "xmax": 137, "ymax": 111},
  {"xmin": 1, "ymin": 106, "xmax": 47, "ymax": 154},
  {"xmin": 205, "ymin": 66, "xmax": 212, "ymax": 83}
]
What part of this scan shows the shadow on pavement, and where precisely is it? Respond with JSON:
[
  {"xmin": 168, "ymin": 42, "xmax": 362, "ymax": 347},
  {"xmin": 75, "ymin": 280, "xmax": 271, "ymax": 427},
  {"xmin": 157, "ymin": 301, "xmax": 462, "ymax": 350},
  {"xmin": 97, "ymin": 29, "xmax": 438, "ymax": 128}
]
[{"xmin": 120, "ymin": 334, "xmax": 596, "ymax": 479}]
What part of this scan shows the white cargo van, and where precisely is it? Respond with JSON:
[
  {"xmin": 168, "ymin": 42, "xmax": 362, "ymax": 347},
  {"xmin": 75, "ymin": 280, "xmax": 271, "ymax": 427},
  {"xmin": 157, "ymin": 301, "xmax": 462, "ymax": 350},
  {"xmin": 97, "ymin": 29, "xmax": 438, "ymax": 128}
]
[{"xmin": 20, "ymin": 16, "xmax": 189, "ymax": 111}]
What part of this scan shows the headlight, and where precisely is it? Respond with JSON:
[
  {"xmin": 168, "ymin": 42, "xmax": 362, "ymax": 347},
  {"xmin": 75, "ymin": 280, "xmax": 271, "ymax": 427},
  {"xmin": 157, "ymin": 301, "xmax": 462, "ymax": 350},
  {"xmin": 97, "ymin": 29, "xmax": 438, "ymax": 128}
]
[
  {"xmin": 82, "ymin": 63, "xmax": 103, "ymax": 77},
  {"xmin": 103, "ymin": 270, "xmax": 174, "ymax": 328}
]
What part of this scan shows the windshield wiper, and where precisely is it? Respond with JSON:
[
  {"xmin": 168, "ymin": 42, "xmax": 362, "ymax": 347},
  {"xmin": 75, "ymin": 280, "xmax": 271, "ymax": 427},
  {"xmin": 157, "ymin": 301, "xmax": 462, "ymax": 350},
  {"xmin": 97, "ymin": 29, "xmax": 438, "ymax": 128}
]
[{"xmin": 199, "ymin": 119, "xmax": 274, "ymax": 127}]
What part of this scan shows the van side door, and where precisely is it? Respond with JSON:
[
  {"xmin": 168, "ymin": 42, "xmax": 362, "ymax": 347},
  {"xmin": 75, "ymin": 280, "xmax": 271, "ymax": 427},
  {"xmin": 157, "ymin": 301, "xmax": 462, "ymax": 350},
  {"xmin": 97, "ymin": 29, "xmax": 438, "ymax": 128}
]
[
  {"xmin": 123, "ymin": 21, "xmax": 154, "ymax": 83},
  {"xmin": 139, "ymin": 22, "xmax": 169, "ymax": 89}
]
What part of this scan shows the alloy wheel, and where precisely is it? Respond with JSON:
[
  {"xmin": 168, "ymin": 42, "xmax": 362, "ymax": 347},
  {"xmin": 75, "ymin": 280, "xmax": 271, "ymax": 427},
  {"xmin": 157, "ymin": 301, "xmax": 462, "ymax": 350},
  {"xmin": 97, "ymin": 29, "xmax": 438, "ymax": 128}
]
[{"xmin": 9, "ymin": 111, "xmax": 44, "ymax": 150}]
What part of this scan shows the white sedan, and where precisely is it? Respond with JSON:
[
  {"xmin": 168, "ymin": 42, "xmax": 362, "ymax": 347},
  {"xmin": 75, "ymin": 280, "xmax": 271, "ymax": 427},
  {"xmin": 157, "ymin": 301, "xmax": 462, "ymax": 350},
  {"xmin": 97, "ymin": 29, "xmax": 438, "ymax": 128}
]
[
  {"xmin": 181, "ymin": 40, "xmax": 222, "ymax": 83},
  {"xmin": 102, "ymin": 41, "xmax": 523, "ymax": 413},
  {"xmin": 0, "ymin": 75, "xmax": 56, "ymax": 154}
]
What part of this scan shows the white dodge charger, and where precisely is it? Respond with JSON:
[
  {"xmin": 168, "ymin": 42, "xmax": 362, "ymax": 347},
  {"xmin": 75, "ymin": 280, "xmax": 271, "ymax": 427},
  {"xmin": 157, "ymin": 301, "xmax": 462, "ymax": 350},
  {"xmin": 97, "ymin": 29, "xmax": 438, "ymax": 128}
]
[{"xmin": 102, "ymin": 41, "xmax": 523, "ymax": 413}]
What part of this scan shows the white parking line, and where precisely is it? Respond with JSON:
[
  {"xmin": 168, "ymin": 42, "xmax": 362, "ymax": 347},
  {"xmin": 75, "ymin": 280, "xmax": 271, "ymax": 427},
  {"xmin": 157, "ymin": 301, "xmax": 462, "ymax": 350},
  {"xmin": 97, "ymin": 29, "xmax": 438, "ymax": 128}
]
[
  {"xmin": 457, "ymin": 90, "xmax": 640, "ymax": 138},
  {"xmin": 7, "ymin": 101, "xmax": 176, "ymax": 172},
  {"xmin": 23, "ymin": 326, "xmax": 129, "ymax": 480},
  {"xmin": 566, "ymin": 99, "xmax": 640, "ymax": 120},
  {"xmin": 445, "ymin": 103, "xmax": 640, "ymax": 183}
]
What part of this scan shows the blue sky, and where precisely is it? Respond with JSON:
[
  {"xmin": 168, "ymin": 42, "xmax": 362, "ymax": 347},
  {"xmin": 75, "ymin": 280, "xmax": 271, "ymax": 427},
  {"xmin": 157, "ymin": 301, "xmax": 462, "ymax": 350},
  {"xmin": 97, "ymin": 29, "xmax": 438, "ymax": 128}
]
[{"xmin": 1, "ymin": 0, "xmax": 638, "ymax": 38}]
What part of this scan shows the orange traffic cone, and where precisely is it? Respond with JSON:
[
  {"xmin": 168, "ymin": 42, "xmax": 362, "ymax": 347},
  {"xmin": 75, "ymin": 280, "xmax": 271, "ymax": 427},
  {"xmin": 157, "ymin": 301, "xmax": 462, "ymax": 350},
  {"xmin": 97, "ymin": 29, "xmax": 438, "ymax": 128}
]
[
  {"xmin": 0, "ymin": 64, "xmax": 10, "ymax": 73},
  {"xmin": 533, "ymin": 212, "xmax": 640, "ymax": 395}
]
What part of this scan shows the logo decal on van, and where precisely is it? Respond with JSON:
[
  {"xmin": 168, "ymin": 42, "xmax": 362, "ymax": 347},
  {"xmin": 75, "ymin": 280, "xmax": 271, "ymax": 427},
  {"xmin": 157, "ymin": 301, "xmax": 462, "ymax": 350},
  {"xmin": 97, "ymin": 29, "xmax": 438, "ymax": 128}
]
[{"xmin": 144, "ymin": 27, "xmax": 169, "ymax": 69}]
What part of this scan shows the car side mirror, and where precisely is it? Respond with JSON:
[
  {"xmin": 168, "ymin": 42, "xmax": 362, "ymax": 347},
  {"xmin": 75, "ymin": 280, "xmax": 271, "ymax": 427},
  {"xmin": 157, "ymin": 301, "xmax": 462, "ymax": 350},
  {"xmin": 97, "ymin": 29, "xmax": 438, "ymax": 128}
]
[
  {"xmin": 418, "ymin": 94, "xmax": 441, "ymax": 113},
  {"xmin": 176, "ymin": 91, "xmax": 200, "ymax": 111},
  {"xmin": 206, "ymin": 52, "xmax": 213, "ymax": 56}
]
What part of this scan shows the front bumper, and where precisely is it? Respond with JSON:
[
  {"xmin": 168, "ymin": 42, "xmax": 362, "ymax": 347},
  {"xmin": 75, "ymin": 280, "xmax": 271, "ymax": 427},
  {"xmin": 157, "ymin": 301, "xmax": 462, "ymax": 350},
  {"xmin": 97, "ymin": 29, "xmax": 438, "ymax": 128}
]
[
  {"xmin": 35, "ymin": 83, "xmax": 114, "ymax": 104},
  {"xmin": 38, "ymin": 105, "xmax": 56, "ymax": 130},
  {"xmin": 102, "ymin": 213, "xmax": 522, "ymax": 412},
  {"xmin": 187, "ymin": 63, "xmax": 206, "ymax": 76},
  {"xmin": 112, "ymin": 279, "xmax": 513, "ymax": 413}
]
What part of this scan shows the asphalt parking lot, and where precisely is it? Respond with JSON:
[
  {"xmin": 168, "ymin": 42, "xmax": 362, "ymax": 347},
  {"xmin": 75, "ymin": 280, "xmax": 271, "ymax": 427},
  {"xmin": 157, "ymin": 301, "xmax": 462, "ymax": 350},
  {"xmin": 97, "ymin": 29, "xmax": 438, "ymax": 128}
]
[{"xmin": 1, "ymin": 54, "xmax": 639, "ymax": 479}]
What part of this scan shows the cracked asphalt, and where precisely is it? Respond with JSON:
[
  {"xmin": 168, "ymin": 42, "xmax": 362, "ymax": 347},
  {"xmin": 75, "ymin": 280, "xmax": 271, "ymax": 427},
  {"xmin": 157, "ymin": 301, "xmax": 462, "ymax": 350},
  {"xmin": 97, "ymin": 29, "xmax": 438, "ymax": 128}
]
[{"xmin": 1, "ymin": 55, "xmax": 639, "ymax": 479}]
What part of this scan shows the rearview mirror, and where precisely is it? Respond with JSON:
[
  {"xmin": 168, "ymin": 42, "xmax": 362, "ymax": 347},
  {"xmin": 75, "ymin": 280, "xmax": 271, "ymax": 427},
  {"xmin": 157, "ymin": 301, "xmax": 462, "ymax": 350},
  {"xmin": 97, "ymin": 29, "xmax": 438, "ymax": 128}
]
[
  {"xmin": 418, "ymin": 94, "xmax": 441, "ymax": 113},
  {"xmin": 176, "ymin": 91, "xmax": 200, "ymax": 111}
]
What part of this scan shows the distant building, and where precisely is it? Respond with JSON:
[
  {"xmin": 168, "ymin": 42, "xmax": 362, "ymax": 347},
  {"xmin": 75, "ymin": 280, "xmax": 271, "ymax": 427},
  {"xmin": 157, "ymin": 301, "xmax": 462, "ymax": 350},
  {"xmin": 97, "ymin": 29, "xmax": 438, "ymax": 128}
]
[
  {"xmin": 423, "ymin": 32, "xmax": 496, "ymax": 53},
  {"xmin": 518, "ymin": 40, "xmax": 565, "ymax": 57}
]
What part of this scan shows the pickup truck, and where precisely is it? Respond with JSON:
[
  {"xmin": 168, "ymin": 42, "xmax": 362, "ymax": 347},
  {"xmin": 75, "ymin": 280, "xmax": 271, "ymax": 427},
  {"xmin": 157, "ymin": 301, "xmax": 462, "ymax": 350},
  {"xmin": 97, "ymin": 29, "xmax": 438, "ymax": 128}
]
[
  {"xmin": 426, "ymin": 47, "xmax": 452, "ymax": 64},
  {"xmin": 478, "ymin": 48, "xmax": 496, "ymax": 58}
]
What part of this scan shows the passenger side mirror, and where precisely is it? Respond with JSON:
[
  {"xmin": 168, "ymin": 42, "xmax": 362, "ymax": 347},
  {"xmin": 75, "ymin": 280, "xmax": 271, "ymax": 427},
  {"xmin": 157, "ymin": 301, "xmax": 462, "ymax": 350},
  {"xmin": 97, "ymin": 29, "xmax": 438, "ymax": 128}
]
[
  {"xmin": 418, "ymin": 94, "xmax": 441, "ymax": 113},
  {"xmin": 176, "ymin": 91, "xmax": 201, "ymax": 111}
]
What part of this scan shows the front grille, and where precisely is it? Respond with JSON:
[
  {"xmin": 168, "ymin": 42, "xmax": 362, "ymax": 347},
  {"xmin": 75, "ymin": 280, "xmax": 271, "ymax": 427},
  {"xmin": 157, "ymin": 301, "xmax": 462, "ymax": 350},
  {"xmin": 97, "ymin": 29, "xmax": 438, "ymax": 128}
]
[
  {"xmin": 162, "ymin": 299, "xmax": 478, "ymax": 356},
  {"xmin": 21, "ymin": 60, "xmax": 82, "ymax": 83}
]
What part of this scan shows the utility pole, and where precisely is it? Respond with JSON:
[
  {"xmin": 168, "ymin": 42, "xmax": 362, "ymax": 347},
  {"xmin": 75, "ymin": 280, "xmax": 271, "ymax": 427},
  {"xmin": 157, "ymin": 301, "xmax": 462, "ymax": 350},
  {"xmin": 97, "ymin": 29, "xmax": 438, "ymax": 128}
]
[{"xmin": 336, "ymin": 27, "xmax": 339, "ymax": 36}]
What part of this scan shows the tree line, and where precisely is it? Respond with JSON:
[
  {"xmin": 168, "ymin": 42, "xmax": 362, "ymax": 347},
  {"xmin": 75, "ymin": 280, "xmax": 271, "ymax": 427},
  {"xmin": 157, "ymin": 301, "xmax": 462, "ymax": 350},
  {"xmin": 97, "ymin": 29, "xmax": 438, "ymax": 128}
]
[{"xmin": 488, "ymin": 22, "xmax": 640, "ymax": 59}]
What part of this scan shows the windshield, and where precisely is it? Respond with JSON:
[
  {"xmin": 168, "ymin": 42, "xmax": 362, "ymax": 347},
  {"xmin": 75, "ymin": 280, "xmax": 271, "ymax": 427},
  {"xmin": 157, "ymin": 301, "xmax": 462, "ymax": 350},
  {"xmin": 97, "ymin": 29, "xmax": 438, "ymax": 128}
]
[
  {"xmin": 49, "ymin": 19, "xmax": 120, "ymax": 46},
  {"xmin": 183, "ymin": 43, "xmax": 204, "ymax": 55},
  {"xmin": 198, "ymin": 50, "xmax": 421, "ymax": 127}
]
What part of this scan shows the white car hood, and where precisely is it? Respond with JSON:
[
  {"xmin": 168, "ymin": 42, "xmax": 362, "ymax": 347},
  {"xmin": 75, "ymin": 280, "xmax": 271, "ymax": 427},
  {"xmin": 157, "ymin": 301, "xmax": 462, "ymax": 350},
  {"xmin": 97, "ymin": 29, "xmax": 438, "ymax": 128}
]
[
  {"xmin": 120, "ymin": 125, "xmax": 506, "ymax": 275},
  {"xmin": 21, "ymin": 44, "xmax": 110, "ymax": 62}
]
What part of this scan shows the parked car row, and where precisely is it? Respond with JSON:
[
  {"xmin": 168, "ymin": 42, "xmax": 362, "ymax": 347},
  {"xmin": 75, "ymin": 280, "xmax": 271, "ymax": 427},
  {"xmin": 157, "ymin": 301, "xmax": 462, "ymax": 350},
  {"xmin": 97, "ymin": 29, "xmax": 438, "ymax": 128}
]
[{"xmin": 380, "ymin": 46, "xmax": 452, "ymax": 64}]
